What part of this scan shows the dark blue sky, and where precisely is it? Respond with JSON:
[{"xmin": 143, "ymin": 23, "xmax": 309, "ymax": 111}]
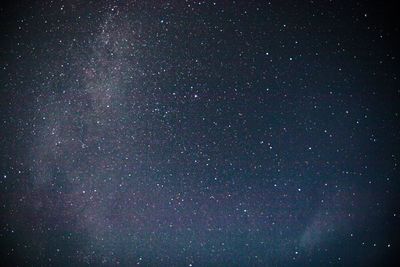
[{"xmin": 1, "ymin": 1, "xmax": 399, "ymax": 266}]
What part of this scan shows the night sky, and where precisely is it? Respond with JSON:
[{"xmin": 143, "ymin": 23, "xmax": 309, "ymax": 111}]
[{"xmin": 1, "ymin": 1, "xmax": 400, "ymax": 266}]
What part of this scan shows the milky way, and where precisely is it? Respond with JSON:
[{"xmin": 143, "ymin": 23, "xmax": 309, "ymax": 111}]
[{"xmin": 1, "ymin": 1, "xmax": 399, "ymax": 266}]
